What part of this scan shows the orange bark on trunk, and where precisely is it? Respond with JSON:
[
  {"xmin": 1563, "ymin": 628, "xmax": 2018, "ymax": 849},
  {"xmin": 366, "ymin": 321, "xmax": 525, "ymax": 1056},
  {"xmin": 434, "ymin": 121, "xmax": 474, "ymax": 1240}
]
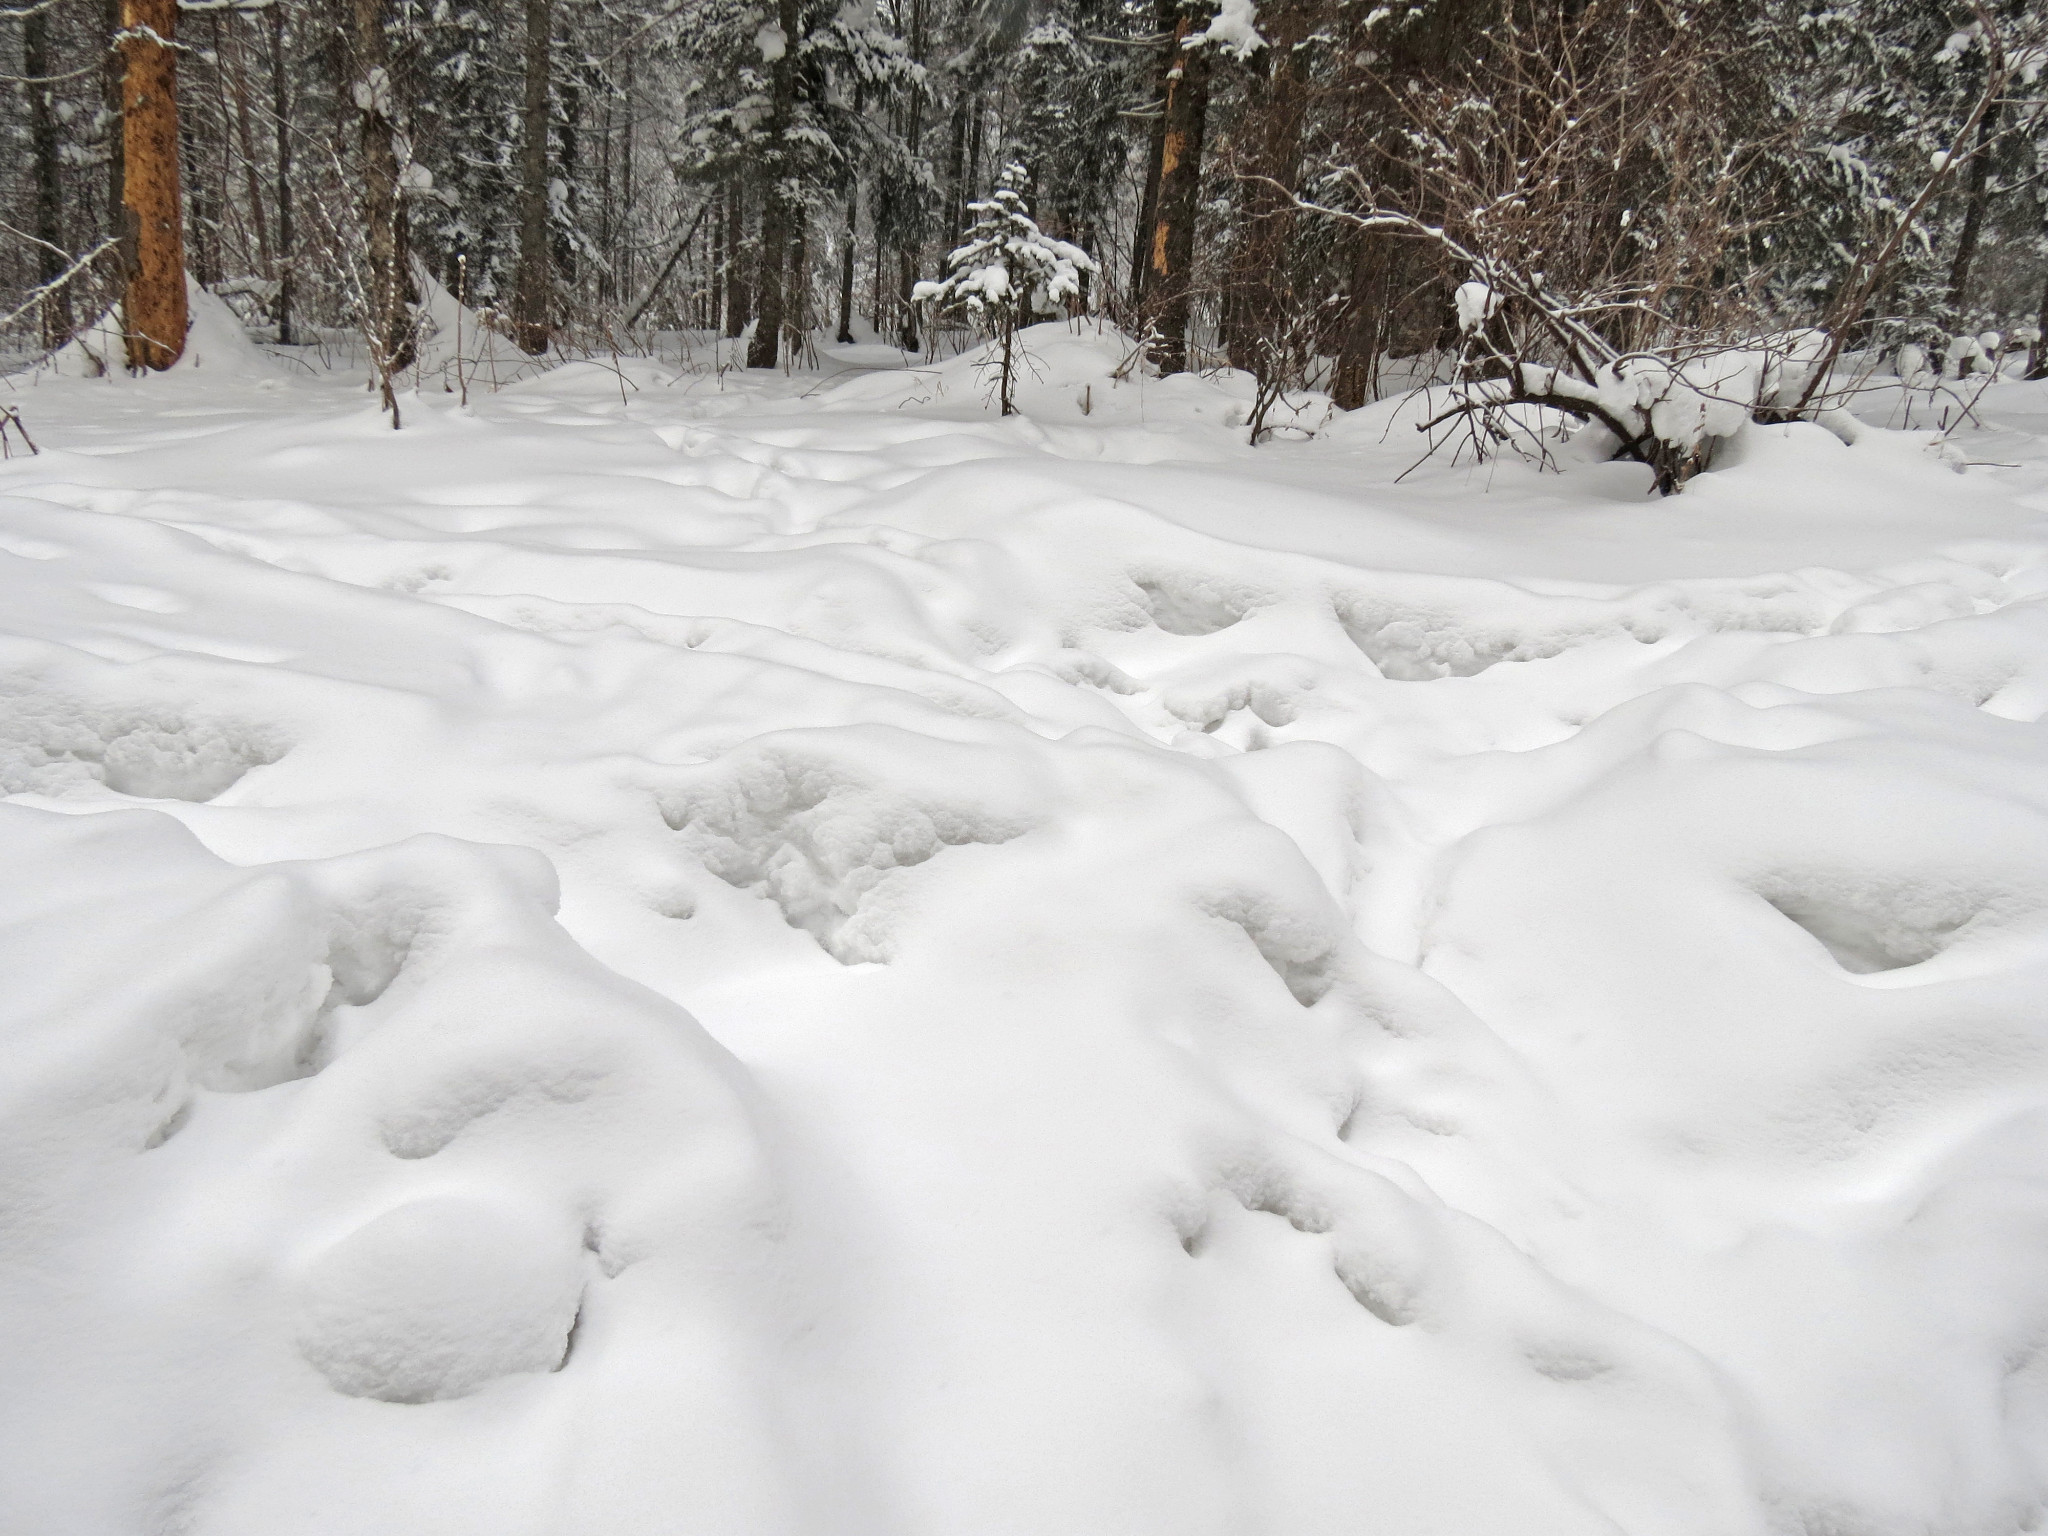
[{"xmin": 119, "ymin": 0, "xmax": 186, "ymax": 371}]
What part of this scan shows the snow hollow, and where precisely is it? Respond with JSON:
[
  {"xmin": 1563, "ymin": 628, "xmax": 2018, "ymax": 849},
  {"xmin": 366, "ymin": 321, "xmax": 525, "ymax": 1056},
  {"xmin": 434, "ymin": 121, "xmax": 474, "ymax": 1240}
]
[{"xmin": 4, "ymin": 326, "xmax": 2048, "ymax": 1536}]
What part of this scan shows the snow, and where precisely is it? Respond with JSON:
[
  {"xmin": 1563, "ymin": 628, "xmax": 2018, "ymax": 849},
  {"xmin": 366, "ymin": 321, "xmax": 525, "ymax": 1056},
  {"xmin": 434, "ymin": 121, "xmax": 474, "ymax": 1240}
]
[
  {"xmin": 1186, "ymin": 0, "xmax": 1267, "ymax": 57},
  {"xmin": 2, "ymin": 324, "xmax": 2048, "ymax": 1535},
  {"xmin": 1453, "ymin": 280, "xmax": 1499, "ymax": 335}
]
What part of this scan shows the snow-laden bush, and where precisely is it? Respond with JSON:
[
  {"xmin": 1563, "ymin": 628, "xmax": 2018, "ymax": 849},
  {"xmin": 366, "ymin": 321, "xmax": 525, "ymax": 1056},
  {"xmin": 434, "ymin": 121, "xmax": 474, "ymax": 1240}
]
[
  {"xmin": 912, "ymin": 162, "xmax": 1095, "ymax": 416},
  {"xmin": 1289, "ymin": 199, "xmax": 1898, "ymax": 493}
]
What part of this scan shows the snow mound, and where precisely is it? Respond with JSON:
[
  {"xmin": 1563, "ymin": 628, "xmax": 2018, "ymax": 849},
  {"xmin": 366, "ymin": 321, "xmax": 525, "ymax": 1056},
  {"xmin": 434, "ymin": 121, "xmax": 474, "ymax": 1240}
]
[
  {"xmin": 294, "ymin": 1195, "xmax": 584, "ymax": 1403},
  {"xmin": 36, "ymin": 279, "xmax": 278, "ymax": 380},
  {"xmin": 406, "ymin": 268, "xmax": 551, "ymax": 393},
  {"xmin": 813, "ymin": 321, "xmax": 1332, "ymax": 436}
]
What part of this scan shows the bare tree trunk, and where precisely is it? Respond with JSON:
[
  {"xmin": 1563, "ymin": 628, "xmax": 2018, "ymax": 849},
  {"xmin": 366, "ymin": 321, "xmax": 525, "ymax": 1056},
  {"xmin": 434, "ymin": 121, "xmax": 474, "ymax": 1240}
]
[
  {"xmin": 595, "ymin": 70, "xmax": 613, "ymax": 304},
  {"xmin": 511, "ymin": 0, "xmax": 553, "ymax": 354},
  {"xmin": 837, "ymin": 185, "xmax": 857, "ymax": 344},
  {"xmin": 620, "ymin": 46, "xmax": 636, "ymax": 303},
  {"xmin": 119, "ymin": 0, "xmax": 187, "ymax": 371},
  {"xmin": 723, "ymin": 172, "xmax": 749, "ymax": 338},
  {"xmin": 1946, "ymin": 102, "xmax": 2001, "ymax": 319},
  {"xmin": 354, "ymin": 0, "xmax": 416, "ymax": 396},
  {"xmin": 788, "ymin": 214, "xmax": 808, "ymax": 353},
  {"xmin": 24, "ymin": 7, "xmax": 70, "ymax": 347},
  {"xmin": 270, "ymin": 2, "xmax": 294, "ymax": 345},
  {"xmin": 711, "ymin": 192, "xmax": 726, "ymax": 333},
  {"xmin": 103, "ymin": 0, "xmax": 125, "ymax": 241},
  {"xmin": 1128, "ymin": 10, "xmax": 1170, "ymax": 310},
  {"xmin": 896, "ymin": 250, "xmax": 919, "ymax": 351},
  {"xmin": 746, "ymin": 0, "xmax": 799, "ymax": 369},
  {"xmin": 1144, "ymin": 7, "xmax": 1212, "ymax": 375},
  {"xmin": 998, "ymin": 310, "xmax": 1016, "ymax": 415},
  {"xmin": 556, "ymin": 62, "xmax": 580, "ymax": 286},
  {"xmin": 894, "ymin": 0, "xmax": 927, "ymax": 353},
  {"xmin": 2027, "ymin": 269, "xmax": 2048, "ymax": 381},
  {"xmin": 944, "ymin": 96, "xmax": 969, "ymax": 242},
  {"xmin": 748, "ymin": 195, "xmax": 789, "ymax": 368},
  {"xmin": 221, "ymin": 18, "xmax": 271, "ymax": 276},
  {"xmin": 1330, "ymin": 228, "xmax": 1386, "ymax": 410}
]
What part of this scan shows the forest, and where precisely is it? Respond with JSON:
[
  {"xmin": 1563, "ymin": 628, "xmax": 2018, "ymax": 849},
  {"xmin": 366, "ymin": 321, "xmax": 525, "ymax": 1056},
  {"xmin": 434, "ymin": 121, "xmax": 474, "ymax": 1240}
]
[{"xmin": 3, "ymin": 0, "xmax": 2048, "ymax": 475}]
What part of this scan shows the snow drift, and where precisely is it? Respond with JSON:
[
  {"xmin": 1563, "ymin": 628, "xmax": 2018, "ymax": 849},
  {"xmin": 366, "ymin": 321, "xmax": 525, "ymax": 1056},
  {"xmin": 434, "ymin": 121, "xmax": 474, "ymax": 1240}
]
[{"xmin": 1, "ymin": 344, "xmax": 2047, "ymax": 1536}]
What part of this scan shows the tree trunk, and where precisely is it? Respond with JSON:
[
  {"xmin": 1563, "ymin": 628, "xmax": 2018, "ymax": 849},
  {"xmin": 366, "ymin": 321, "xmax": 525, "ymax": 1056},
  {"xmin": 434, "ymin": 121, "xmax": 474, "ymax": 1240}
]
[
  {"xmin": 945, "ymin": 97, "xmax": 969, "ymax": 242},
  {"xmin": 1128, "ymin": 14, "xmax": 1170, "ymax": 311},
  {"xmin": 179, "ymin": 99, "xmax": 218, "ymax": 289},
  {"xmin": 221, "ymin": 18, "xmax": 271, "ymax": 277},
  {"xmin": 723, "ymin": 173, "xmax": 749, "ymax": 338},
  {"xmin": 788, "ymin": 214, "xmax": 808, "ymax": 351},
  {"xmin": 1330, "ymin": 227, "xmax": 1386, "ymax": 410},
  {"xmin": 837, "ymin": 185, "xmax": 858, "ymax": 344},
  {"xmin": 1144, "ymin": 8, "xmax": 1213, "ymax": 375},
  {"xmin": 511, "ymin": 0, "xmax": 553, "ymax": 354},
  {"xmin": 103, "ymin": 0, "xmax": 125, "ymax": 243},
  {"xmin": 270, "ymin": 2, "xmax": 294, "ymax": 345},
  {"xmin": 748, "ymin": 193, "xmax": 789, "ymax": 368},
  {"xmin": 1946, "ymin": 102, "xmax": 2001, "ymax": 319},
  {"xmin": 621, "ymin": 47, "xmax": 637, "ymax": 304},
  {"xmin": 354, "ymin": 0, "xmax": 416, "ymax": 396},
  {"xmin": 746, "ymin": 0, "xmax": 799, "ymax": 369},
  {"xmin": 25, "ymin": 7, "xmax": 70, "ymax": 348},
  {"xmin": 556, "ymin": 62, "xmax": 580, "ymax": 284},
  {"xmin": 2027, "ymin": 269, "xmax": 2048, "ymax": 381},
  {"xmin": 1226, "ymin": 0, "xmax": 1308, "ymax": 376},
  {"xmin": 711, "ymin": 192, "xmax": 726, "ymax": 334},
  {"xmin": 998, "ymin": 311, "xmax": 1016, "ymax": 415},
  {"xmin": 119, "ymin": 0, "xmax": 187, "ymax": 371},
  {"xmin": 897, "ymin": 250, "xmax": 919, "ymax": 352}
]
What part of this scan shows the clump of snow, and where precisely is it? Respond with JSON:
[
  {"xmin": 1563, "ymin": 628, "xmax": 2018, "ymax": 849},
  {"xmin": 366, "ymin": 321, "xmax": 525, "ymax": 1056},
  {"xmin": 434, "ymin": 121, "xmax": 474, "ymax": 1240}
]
[
  {"xmin": 1186, "ymin": 0, "xmax": 1266, "ymax": 56},
  {"xmin": 1454, "ymin": 280, "xmax": 1501, "ymax": 335}
]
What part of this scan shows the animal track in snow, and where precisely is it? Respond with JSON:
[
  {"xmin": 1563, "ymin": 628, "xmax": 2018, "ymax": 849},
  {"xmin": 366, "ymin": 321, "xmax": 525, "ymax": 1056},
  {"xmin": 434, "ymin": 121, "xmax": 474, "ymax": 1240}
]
[
  {"xmin": 0, "ymin": 676, "xmax": 285, "ymax": 802},
  {"xmin": 656, "ymin": 727, "xmax": 1042, "ymax": 962}
]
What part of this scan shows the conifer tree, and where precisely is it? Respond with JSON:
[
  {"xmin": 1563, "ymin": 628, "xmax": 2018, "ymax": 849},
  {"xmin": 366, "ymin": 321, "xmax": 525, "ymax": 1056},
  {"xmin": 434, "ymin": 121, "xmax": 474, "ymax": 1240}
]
[{"xmin": 913, "ymin": 162, "xmax": 1094, "ymax": 414}]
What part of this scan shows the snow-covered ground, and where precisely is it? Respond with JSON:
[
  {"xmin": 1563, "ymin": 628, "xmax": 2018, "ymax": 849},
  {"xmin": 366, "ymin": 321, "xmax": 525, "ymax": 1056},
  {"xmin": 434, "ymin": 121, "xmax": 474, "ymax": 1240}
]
[{"xmin": 4, "ymin": 321, "xmax": 2048, "ymax": 1536}]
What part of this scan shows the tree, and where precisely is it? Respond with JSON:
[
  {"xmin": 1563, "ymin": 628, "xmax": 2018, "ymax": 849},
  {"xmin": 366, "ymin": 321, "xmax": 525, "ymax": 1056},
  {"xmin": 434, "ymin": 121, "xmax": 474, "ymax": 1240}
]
[
  {"xmin": 511, "ymin": 0, "xmax": 553, "ymax": 353},
  {"xmin": 409, "ymin": 0, "xmax": 518, "ymax": 309},
  {"xmin": 119, "ymin": 0, "xmax": 187, "ymax": 370},
  {"xmin": 1008, "ymin": 0, "xmax": 1137, "ymax": 302},
  {"xmin": 354, "ymin": 0, "xmax": 419, "ymax": 408},
  {"xmin": 270, "ymin": 2, "xmax": 295, "ymax": 344},
  {"xmin": 1140, "ymin": 0, "xmax": 1215, "ymax": 375},
  {"xmin": 1222, "ymin": 0, "xmax": 1309, "ymax": 378},
  {"xmin": 913, "ymin": 162, "xmax": 1094, "ymax": 414},
  {"xmin": 23, "ymin": 3, "xmax": 68, "ymax": 347},
  {"xmin": 747, "ymin": 0, "xmax": 799, "ymax": 368}
]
